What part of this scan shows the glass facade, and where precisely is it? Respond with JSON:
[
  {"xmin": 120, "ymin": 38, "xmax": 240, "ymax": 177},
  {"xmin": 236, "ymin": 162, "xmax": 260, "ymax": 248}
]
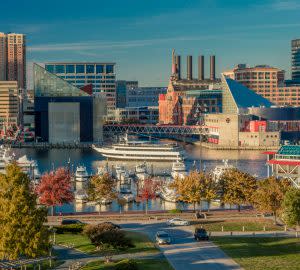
[
  {"xmin": 34, "ymin": 64, "xmax": 89, "ymax": 97},
  {"xmin": 44, "ymin": 62, "xmax": 116, "ymax": 113}
]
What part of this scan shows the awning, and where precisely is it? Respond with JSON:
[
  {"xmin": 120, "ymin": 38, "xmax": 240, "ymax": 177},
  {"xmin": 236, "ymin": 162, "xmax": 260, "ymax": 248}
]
[{"xmin": 267, "ymin": 159, "xmax": 300, "ymax": 166}]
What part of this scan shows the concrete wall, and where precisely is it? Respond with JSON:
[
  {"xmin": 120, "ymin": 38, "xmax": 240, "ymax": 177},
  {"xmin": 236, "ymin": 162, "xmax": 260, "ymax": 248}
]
[{"xmin": 239, "ymin": 131, "xmax": 280, "ymax": 147}]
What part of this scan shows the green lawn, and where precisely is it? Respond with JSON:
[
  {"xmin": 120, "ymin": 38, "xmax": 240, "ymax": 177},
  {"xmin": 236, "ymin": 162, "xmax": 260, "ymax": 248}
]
[
  {"xmin": 82, "ymin": 259, "xmax": 173, "ymax": 270},
  {"xmin": 56, "ymin": 231, "xmax": 158, "ymax": 255},
  {"xmin": 212, "ymin": 237, "xmax": 300, "ymax": 270},
  {"xmin": 194, "ymin": 219, "xmax": 283, "ymax": 232}
]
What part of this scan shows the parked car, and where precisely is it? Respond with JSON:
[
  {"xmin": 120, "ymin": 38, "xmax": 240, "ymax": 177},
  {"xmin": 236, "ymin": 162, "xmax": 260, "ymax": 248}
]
[
  {"xmin": 156, "ymin": 231, "xmax": 171, "ymax": 245},
  {"xmin": 194, "ymin": 228, "xmax": 209, "ymax": 241},
  {"xmin": 101, "ymin": 222, "xmax": 121, "ymax": 229},
  {"xmin": 166, "ymin": 218, "xmax": 190, "ymax": 226},
  {"xmin": 61, "ymin": 219, "xmax": 86, "ymax": 225}
]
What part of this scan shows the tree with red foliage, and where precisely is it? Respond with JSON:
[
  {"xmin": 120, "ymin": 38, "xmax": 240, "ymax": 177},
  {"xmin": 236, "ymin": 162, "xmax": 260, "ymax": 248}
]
[
  {"xmin": 137, "ymin": 178, "xmax": 160, "ymax": 214},
  {"xmin": 36, "ymin": 167, "xmax": 74, "ymax": 215}
]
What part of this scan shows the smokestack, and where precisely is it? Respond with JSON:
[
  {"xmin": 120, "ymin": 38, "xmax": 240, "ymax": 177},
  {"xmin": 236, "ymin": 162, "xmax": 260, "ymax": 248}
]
[
  {"xmin": 187, "ymin": 55, "xmax": 192, "ymax": 80},
  {"xmin": 175, "ymin": 55, "xmax": 181, "ymax": 80},
  {"xmin": 198, "ymin": 55, "xmax": 204, "ymax": 80},
  {"xmin": 210, "ymin": 55, "xmax": 216, "ymax": 80}
]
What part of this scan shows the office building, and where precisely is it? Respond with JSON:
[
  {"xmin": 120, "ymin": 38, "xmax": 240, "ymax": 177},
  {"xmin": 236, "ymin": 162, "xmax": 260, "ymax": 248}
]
[
  {"xmin": 45, "ymin": 62, "xmax": 116, "ymax": 114},
  {"xmin": 127, "ymin": 87, "xmax": 167, "ymax": 107},
  {"xmin": 0, "ymin": 81, "xmax": 19, "ymax": 130},
  {"xmin": 0, "ymin": 33, "xmax": 26, "ymax": 89},
  {"xmin": 292, "ymin": 39, "xmax": 300, "ymax": 82},
  {"xmin": 116, "ymin": 80, "xmax": 138, "ymax": 108},
  {"xmin": 34, "ymin": 64, "xmax": 106, "ymax": 143},
  {"xmin": 223, "ymin": 64, "xmax": 285, "ymax": 104},
  {"xmin": 114, "ymin": 106, "xmax": 159, "ymax": 125}
]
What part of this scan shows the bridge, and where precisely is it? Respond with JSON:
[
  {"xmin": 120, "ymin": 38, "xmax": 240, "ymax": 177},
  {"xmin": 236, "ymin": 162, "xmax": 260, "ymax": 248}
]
[{"xmin": 103, "ymin": 124, "xmax": 209, "ymax": 136}]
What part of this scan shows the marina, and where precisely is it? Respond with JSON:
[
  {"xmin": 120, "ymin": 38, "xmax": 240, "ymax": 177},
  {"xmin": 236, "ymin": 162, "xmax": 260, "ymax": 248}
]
[{"xmin": 0, "ymin": 141, "xmax": 269, "ymax": 214}]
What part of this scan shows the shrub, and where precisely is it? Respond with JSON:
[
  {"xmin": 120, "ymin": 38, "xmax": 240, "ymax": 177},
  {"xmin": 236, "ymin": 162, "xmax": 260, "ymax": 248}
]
[
  {"xmin": 168, "ymin": 209, "xmax": 182, "ymax": 214},
  {"xmin": 53, "ymin": 224, "xmax": 85, "ymax": 234},
  {"xmin": 84, "ymin": 223, "xmax": 134, "ymax": 250},
  {"xmin": 115, "ymin": 259, "xmax": 138, "ymax": 270}
]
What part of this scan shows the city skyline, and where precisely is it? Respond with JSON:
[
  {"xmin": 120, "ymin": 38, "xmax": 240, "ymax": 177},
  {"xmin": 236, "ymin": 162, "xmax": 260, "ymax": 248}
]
[{"xmin": 1, "ymin": 0, "xmax": 300, "ymax": 87}]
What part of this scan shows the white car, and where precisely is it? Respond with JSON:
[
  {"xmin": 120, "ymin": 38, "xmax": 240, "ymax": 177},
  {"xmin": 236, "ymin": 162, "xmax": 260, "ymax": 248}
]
[{"xmin": 166, "ymin": 218, "xmax": 190, "ymax": 226}]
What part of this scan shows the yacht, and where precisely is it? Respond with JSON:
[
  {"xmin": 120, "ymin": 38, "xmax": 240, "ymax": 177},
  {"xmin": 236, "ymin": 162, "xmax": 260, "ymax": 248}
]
[
  {"xmin": 16, "ymin": 155, "xmax": 41, "ymax": 182},
  {"xmin": 75, "ymin": 166, "xmax": 89, "ymax": 190},
  {"xmin": 92, "ymin": 137, "xmax": 185, "ymax": 161},
  {"xmin": 0, "ymin": 146, "xmax": 13, "ymax": 173},
  {"xmin": 135, "ymin": 162, "xmax": 149, "ymax": 180},
  {"xmin": 211, "ymin": 159, "xmax": 235, "ymax": 182},
  {"xmin": 171, "ymin": 160, "xmax": 187, "ymax": 179},
  {"xmin": 160, "ymin": 177, "xmax": 178, "ymax": 203}
]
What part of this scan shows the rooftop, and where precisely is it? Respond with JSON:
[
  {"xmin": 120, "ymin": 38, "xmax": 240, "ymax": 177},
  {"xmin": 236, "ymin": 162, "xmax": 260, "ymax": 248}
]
[{"xmin": 277, "ymin": 145, "xmax": 300, "ymax": 156}]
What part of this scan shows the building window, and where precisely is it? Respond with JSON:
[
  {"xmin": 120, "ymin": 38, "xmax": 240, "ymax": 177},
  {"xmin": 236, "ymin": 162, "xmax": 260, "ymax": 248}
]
[
  {"xmin": 96, "ymin": 65, "xmax": 104, "ymax": 74},
  {"xmin": 106, "ymin": 65, "xmax": 114, "ymax": 74},
  {"xmin": 55, "ymin": 65, "xmax": 65, "ymax": 73},
  {"xmin": 45, "ymin": 65, "xmax": 54, "ymax": 73},
  {"xmin": 86, "ymin": 65, "xmax": 95, "ymax": 74},
  {"xmin": 76, "ymin": 65, "xmax": 85, "ymax": 73},
  {"xmin": 66, "ymin": 65, "xmax": 75, "ymax": 73}
]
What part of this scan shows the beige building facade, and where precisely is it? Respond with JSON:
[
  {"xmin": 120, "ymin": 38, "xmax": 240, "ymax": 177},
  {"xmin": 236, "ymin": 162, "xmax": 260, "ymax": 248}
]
[
  {"xmin": 0, "ymin": 81, "xmax": 20, "ymax": 129},
  {"xmin": 0, "ymin": 33, "xmax": 26, "ymax": 89}
]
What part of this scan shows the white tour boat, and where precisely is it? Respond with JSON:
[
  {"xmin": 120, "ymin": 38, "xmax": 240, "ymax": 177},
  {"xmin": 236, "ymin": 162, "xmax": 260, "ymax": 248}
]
[
  {"xmin": 92, "ymin": 139, "xmax": 185, "ymax": 161},
  {"xmin": 160, "ymin": 178, "xmax": 178, "ymax": 203},
  {"xmin": 74, "ymin": 166, "xmax": 89, "ymax": 202}
]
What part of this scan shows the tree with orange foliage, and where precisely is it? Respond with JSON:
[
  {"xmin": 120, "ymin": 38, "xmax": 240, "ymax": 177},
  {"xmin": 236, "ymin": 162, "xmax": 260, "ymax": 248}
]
[{"xmin": 36, "ymin": 167, "xmax": 74, "ymax": 215}]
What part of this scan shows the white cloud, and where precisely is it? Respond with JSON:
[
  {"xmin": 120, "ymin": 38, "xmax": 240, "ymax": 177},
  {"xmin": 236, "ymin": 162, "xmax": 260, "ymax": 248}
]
[{"xmin": 271, "ymin": 0, "xmax": 300, "ymax": 10}]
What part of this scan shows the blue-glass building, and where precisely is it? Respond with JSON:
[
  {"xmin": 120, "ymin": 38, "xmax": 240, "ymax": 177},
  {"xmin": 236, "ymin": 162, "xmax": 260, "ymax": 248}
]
[{"xmin": 292, "ymin": 39, "xmax": 300, "ymax": 82}]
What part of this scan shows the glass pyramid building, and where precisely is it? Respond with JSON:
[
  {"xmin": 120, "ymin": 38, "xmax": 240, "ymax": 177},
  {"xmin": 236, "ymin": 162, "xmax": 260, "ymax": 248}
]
[
  {"xmin": 221, "ymin": 74, "xmax": 273, "ymax": 114},
  {"xmin": 34, "ymin": 63, "xmax": 89, "ymax": 97}
]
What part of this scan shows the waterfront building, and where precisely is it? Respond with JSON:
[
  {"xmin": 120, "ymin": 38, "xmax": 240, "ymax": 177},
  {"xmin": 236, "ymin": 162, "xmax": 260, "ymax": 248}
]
[
  {"xmin": 34, "ymin": 64, "xmax": 106, "ymax": 143},
  {"xmin": 292, "ymin": 39, "xmax": 300, "ymax": 83},
  {"xmin": 114, "ymin": 106, "xmax": 159, "ymax": 124},
  {"xmin": 45, "ymin": 62, "xmax": 116, "ymax": 115},
  {"xmin": 0, "ymin": 81, "xmax": 20, "ymax": 132},
  {"xmin": 116, "ymin": 80, "xmax": 138, "ymax": 108},
  {"xmin": 159, "ymin": 50, "xmax": 221, "ymax": 125},
  {"xmin": 223, "ymin": 64, "xmax": 285, "ymax": 105},
  {"xmin": 204, "ymin": 75, "xmax": 300, "ymax": 147},
  {"xmin": 0, "ymin": 32, "xmax": 26, "ymax": 89},
  {"xmin": 127, "ymin": 87, "xmax": 167, "ymax": 107},
  {"xmin": 264, "ymin": 145, "xmax": 300, "ymax": 188}
]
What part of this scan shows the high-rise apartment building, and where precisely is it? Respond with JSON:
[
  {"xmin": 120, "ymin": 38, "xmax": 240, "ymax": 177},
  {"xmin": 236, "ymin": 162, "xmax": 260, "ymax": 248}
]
[
  {"xmin": 223, "ymin": 64, "xmax": 285, "ymax": 104},
  {"xmin": 0, "ymin": 33, "xmax": 26, "ymax": 89},
  {"xmin": 0, "ymin": 81, "xmax": 19, "ymax": 129},
  {"xmin": 291, "ymin": 39, "xmax": 300, "ymax": 82},
  {"xmin": 45, "ymin": 62, "xmax": 116, "ymax": 114}
]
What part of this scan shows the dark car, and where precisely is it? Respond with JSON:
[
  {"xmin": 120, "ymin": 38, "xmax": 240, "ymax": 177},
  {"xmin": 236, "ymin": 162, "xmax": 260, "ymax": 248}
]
[
  {"xmin": 101, "ymin": 222, "xmax": 121, "ymax": 229},
  {"xmin": 61, "ymin": 219, "xmax": 85, "ymax": 225},
  {"xmin": 194, "ymin": 228, "xmax": 209, "ymax": 241}
]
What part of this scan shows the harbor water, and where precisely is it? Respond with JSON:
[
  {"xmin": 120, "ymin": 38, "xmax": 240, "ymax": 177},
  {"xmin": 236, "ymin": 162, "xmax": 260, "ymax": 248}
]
[{"xmin": 11, "ymin": 142, "xmax": 268, "ymax": 214}]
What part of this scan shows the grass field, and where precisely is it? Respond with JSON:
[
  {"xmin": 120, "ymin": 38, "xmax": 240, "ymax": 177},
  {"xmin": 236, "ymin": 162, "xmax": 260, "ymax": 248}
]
[
  {"xmin": 56, "ymin": 231, "xmax": 158, "ymax": 255},
  {"xmin": 194, "ymin": 219, "xmax": 283, "ymax": 232},
  {"xmin": 212, "ymin": 237, "xmax": 300, "ymax": 270},
  {"xmin": 82, "ymin": 259, "xmax": 173, "ymax": 270}
]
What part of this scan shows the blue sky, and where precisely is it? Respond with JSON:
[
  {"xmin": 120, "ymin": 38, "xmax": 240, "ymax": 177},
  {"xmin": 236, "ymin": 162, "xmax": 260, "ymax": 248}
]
[{"xmin": 1, "ymin": 0, "xmax": 300, "ymax": 87}]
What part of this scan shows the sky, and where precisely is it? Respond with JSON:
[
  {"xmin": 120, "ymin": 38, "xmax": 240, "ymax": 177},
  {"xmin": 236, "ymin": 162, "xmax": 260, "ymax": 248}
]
[{"xmin": 1, "ymin": 0, "xmax": 300, "ymax": 87}]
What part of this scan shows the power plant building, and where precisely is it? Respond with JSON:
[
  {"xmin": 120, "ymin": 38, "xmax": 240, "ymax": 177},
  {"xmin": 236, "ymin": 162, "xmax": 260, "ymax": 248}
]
[{"xmin": 34, "ymin": 64, "xmax": 106, "ymax": 143}]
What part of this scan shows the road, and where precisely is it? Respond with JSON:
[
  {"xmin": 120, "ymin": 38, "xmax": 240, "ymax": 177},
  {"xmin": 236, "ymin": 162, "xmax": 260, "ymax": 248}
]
[{"xmin": 121, "ymin": 221, "xmax": 243, "ymax": 270}]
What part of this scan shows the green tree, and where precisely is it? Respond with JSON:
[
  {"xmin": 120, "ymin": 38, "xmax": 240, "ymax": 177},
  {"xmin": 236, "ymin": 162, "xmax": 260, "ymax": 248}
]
[
  {"xmin": 87, "ymin": 173, "xmax": 117, "ymax": 214},
  {"xmin": 253, "ymin": 177, "xmax": 290, "ymax": 224},
  {"xmin": 220, "ymin": 168, "xmax": 257, "ymax": 211},
  {"xmin": 0, "ymin": 163, "xmax": 50, "ymax": 259},
  {"xmin": 282, "ymin": 188, "xmax": 300, "ymax": 229},
  {"xmin": 171, "ymin": 171, "xmax": 217, "ymax": 212}
]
